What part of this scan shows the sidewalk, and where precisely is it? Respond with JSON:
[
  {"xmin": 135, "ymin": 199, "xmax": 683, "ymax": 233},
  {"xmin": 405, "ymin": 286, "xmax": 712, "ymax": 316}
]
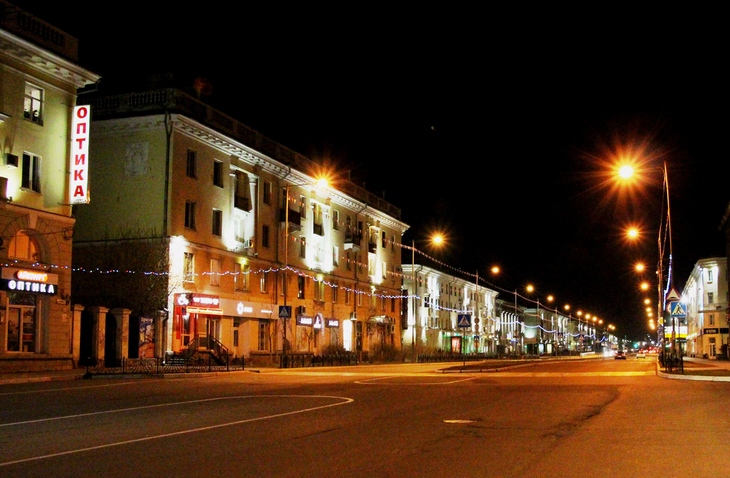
[{"xmin": 2, "ymin": 356, "xmax": 730, "ymax": 385}]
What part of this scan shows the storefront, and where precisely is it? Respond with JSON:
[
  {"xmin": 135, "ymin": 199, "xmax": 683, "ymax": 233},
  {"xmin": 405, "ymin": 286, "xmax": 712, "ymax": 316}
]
[{"xmin": 1, "ymin": 267, "xmax": 58, "ymax": 354}]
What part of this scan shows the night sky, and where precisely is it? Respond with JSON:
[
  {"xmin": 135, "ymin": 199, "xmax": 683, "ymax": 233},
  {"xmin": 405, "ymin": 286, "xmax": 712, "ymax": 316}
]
[{"xmin": 17, "ymin": 2, "xmax": 729, "ymax": 341}]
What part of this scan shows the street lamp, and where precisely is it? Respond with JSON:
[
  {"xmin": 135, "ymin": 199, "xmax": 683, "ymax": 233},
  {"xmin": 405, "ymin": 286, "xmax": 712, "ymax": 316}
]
[
  {"xmin": 618, "ymin": 161, "xmax": 674, "ymax": 361},
  {"xmin": 409, "ymin": 234, "xmax": 444, "ymax": 362}
]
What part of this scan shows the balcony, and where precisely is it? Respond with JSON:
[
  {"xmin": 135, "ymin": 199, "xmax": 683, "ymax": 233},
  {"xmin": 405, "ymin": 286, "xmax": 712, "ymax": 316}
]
[
  {"xmin": 279, "ymin": 208, "xmax": 301, "ymax": 232},
  {"xmin": 344, "ymin": 233, "xmax": 361, "ymax": 251}
]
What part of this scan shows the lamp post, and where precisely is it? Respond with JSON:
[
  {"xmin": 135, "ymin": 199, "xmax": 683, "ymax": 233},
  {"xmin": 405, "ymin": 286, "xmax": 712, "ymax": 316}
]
[
  {"xmin": 409, "ymin": 234, "xmax": 445, "ymax": 361},
  {"xmin": 282, "ymin": 184, "xmax": 289, "ymax": 366},
  {"xmin": 411, "ymin": 239, "xmax": 417, "ymax": 361},
  {"xmin": 618, "ymin": 161, "xmax": 674, "ymax": 361}
]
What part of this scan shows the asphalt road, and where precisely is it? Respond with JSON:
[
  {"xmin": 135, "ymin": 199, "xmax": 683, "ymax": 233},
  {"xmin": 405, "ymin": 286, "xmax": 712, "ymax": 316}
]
[{"xmin": 1, "ymin": 358, "xmax": 728, "ymax": 478}]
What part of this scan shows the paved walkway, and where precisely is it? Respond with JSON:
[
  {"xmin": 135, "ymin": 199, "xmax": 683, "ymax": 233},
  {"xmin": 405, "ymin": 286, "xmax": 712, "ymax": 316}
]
[{"xmin": 1, "ymin": 356, "xmax": 729, "ymax": 385}]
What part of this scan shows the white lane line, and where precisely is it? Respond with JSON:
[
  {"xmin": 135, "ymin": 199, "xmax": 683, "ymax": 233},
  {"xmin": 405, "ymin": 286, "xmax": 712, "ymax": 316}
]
[
  {"xmin": 0, "ymin": 394, "xmax": 353, "ymax": 467},
  {"xmin": 355, "ymin": 375, "xmax": 476, "ymax": 384}
]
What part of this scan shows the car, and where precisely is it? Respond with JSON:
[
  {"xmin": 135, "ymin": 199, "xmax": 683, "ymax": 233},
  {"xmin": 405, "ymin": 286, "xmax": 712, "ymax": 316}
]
[
  {"xmin": 636, "ymin": 350, "xmax": 647, "ymax": 358},
  {"xmin": 614, "ymin": 350, "xmax": 626, "ymax": 360}
]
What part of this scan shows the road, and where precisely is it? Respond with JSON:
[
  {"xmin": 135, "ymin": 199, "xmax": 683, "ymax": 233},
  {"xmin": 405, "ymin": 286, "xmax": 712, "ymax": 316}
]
[{"xmin": 1, "ymin": 358, "xmax": 727, "ymax": 478}]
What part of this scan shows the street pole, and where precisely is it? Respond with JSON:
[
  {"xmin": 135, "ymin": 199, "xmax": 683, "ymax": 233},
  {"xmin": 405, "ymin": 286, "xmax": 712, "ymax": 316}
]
[
  {"xmin": 474, "ymin": 270, "xmax": 478, "ymax": 355},
  {"xmin": 412, "ymin": 239, "xmax": 416, "ymax": 362},
  {"xmin": 283, "ymin": 184, "xmax": 289, "ymax": 366},
  {"xmin": 658, "ymin": 161, "xmax": 674, "ymax": 365}
]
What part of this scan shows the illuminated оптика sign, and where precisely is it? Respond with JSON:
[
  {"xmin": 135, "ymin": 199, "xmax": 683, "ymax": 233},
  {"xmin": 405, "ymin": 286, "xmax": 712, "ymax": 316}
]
[{"xmin": 0, "ymin": 267, "xmax": 59, "ymax": 295}]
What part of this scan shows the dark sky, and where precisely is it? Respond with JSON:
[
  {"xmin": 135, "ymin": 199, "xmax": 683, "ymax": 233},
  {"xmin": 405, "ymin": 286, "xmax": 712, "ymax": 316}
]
[{"xmin": 19, "ymin": 2, "xmax": 728, "ymax": 341}]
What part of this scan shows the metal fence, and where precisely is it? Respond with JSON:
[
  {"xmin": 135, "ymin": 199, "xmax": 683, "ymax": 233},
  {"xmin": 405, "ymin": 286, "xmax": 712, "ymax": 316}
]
[{"xmin": 82, "ymin": 355, "xmax": 245, "ymax": 376}]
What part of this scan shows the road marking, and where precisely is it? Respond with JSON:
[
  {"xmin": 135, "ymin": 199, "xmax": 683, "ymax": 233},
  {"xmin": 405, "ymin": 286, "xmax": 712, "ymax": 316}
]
[{"xmin": 0, "ymin": 394, "xmax": 353, "ymax": 467}]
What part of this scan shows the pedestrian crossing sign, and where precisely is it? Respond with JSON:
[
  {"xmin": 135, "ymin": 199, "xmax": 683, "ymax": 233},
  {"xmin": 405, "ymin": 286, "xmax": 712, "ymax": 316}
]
[
  {"xmin": 669, "ymin": 301, "xmax": 687, "ymax": 318},
  {"xmin": 457, "ymin": 314, "xmax": 471, "ymax": 328}
]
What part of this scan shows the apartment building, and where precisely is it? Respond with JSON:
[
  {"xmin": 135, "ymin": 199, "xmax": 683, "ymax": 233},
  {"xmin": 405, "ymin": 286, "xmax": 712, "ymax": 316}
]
[
  {"xmin": 682, "ymin": 257, "xmax": 728, "ymax": 359},
  {"xmin": 71, "ymin": 80, "xmax": 408, "ymax": 366},
  {"xmin": 401, "ymin": 263, "xmax": 498, "ymax": 356},
  {"xmin": 0, "ymin": 1, "xmax": 100, "ymax": 371}
]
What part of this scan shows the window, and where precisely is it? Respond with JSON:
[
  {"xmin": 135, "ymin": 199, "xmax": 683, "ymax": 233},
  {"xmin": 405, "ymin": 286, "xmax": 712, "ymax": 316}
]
[
  {"xmin": 333, "ymin": 246, "xmax": 339, "ymax": 267},
  {"xmin": 357, "ymin": 287, "xmax": 363, "ymax": 306},
  {"xmin": 24, "ymin": 83, "xmax": 43, "ymax": 124},
  {"xmin": 236, "ymin": 262, "xmax": 250, "ymax": 290},
  {"xmin": 210, "ymin": 258, "xmax": 220, "ymax": 286},
  {"xmin": 391, "ymin": 234, "xmax": 396, "ymax": 252},
  {"xmin": 185, "ymin": 201, "xmax": 196, "ymax": 230},
  {"xmin": 346, "ymin": 250, "xmax": 352, "ymax": 271},
  {"xmin": 8, "ymin": 230, "xmax": 38, "ymax": 261},
  {"xmin": 709, "ymin": 313, "xmax": 715, "ymax": 326},
  {"xmin": 258, "ymin": 320, "xmax": 270, "ymax": 351},
  {"xmin": 7, "ymin": 301, "xmax": 37, "ymax": 352},
  {"xmin": 234, "ymin": 171, "xmax": 252, "ymax": 211},
  {"xmin": 345, "ymin": 287, "xmax": 350, "ymax": 305},
  {"xmin": 707, "ymin": 292, "xmax": 714, "ymax": 304},
  {"xmin": 382, "ymin": 260, "xmax": 387, "ymax": 279},
  {"xmin": 297, "ymin": 276, "xmax": 305, "ymax": 299},
  {"xmin": 313, "ymin": 203, "xmax": 324, "ymax": 236},
  {"xmin": 186, "ymin": 149, "xmax": 197, "ymax": 178},
  {"xmin": 212, "ymin": 209, "xmax": 222, "ymax": 236},
  {"xmin": 260, "ymin": 271, "xmax": 268, "ymax": 293},
  {"xmin": 299, "ymin": 195, "xmax": 307, "ymax": 219},
  {"xmin": 213, "ymin": 160, "xmax": 223, "ymax": 187},
  {"xmin": 315, "ymin": 278, "xmax": 325, "ymax": 301},
  {"xmin": 707, "ymin": 269, "xmax": 714, "ymax": 283},
  {"xmin": 263, "ymin": 180, "xmax": 272, "ymax": 205},
  {"xmin": 242, "ymin": 263, "xmax": 250, "ymax": 290},
  {"xmin": 332, "ymin": 209, "xmax": 340, "ymax": 230},
  {"xmin": 183, "ymin": 252, "xmax": 194, "ymax": 282},
  {"xmin": 262, "ymin": 225, "xmax": 270, "ymax": 248},
  {"xmin": 300, "ymin": 237, "xmax": 306, "ymax": 259},
  {"xmin": 381, "ymin": 231, "xmax": 387, "ymax": 248},
  {"xmin": 21, "ymin": 152, "xmax": 41, "ymax": 193},
  {"xmin": 332, "ymin": 281, "xmax": 338, "ymax": 303}
]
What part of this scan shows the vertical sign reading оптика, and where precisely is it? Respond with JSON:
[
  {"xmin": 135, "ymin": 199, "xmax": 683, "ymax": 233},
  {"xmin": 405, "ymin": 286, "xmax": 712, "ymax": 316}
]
[{"xmin": 69, "ymin": 105, "xmax": 90, "ymax": 205}]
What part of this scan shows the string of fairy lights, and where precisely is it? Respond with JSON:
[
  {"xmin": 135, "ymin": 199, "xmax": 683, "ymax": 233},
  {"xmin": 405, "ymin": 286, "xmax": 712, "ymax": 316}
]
[{"xmin": 5, "ymin": 227, "xmax": 606, "ymax": 341}]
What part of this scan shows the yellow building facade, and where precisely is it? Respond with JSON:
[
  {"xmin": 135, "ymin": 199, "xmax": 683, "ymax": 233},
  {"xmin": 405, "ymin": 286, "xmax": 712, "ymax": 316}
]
[{"xmin": 0, "ymin": 1, "xmax": 99, "ymax": 371}]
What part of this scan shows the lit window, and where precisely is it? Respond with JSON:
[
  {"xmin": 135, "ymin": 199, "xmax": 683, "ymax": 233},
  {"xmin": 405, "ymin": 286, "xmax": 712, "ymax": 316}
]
[
  {"xmin": 315, "ymin": 277, "xmax": 325, "ymax": 301},
  {"xmin": 24, "ymin": 83, "xmax": 43, "ymax": 124},
  {"xmin": 8, "ymin": 230, "xmax": 38, "ymax": 261},
  {"xmin": 260, "ymin": 271, "xmax": 268, "ymax": 293},
  {"xmin": 183, "ymin": 252, "xmax": 194, "ymax": 282}
]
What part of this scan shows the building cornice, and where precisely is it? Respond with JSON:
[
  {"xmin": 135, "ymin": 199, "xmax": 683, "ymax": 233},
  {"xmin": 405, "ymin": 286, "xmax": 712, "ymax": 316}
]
[
  {"xmin": 92, "ymin": 114, "xmax": 409, "ymax": 235},
  {"xmin": 0, "ymin": 29, "xmax": 99, "ymax": 88}
]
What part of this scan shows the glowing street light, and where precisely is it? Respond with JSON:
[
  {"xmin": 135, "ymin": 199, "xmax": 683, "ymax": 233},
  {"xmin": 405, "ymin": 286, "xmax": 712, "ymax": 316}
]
[{"xmin": 409, "ymin": 233, "xmax": 445, "ymax": 361}]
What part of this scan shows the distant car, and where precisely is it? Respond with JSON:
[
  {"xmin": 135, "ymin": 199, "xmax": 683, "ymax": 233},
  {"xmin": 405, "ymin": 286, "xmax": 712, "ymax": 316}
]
[
  {"xmin": 614, "ymin": 350, "xmax": 626, "ymax": 360},
  {"xmin": 636, "ymin": 350, "xmax": 647, "ymax": 358}
]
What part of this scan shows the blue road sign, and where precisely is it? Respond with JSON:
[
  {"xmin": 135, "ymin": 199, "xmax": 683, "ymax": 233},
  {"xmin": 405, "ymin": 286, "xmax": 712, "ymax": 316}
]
[
  {"xmin": 669, "ymin": 302, "xmax": 687, "ymax": 318},
  {"xmin": 457, "ymin": 314, "xmax": 471, "ymax": 328}
]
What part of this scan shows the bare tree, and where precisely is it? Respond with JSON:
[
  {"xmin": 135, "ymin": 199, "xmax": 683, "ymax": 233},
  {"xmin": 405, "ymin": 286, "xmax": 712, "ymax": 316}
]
[{"xmin": 72, "ymin": 227, "xmax": 181, "ymax": 317}]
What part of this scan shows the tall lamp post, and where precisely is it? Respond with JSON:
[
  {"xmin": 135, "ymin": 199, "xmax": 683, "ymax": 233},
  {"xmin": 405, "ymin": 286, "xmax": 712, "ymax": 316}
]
[
  {"xmin": 409, "ymin": 234, "xmax": 444, "ymax": 361},
  {"xmin": 618, "ymin": 161, "xmax": 674, "ymax": 358}
]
